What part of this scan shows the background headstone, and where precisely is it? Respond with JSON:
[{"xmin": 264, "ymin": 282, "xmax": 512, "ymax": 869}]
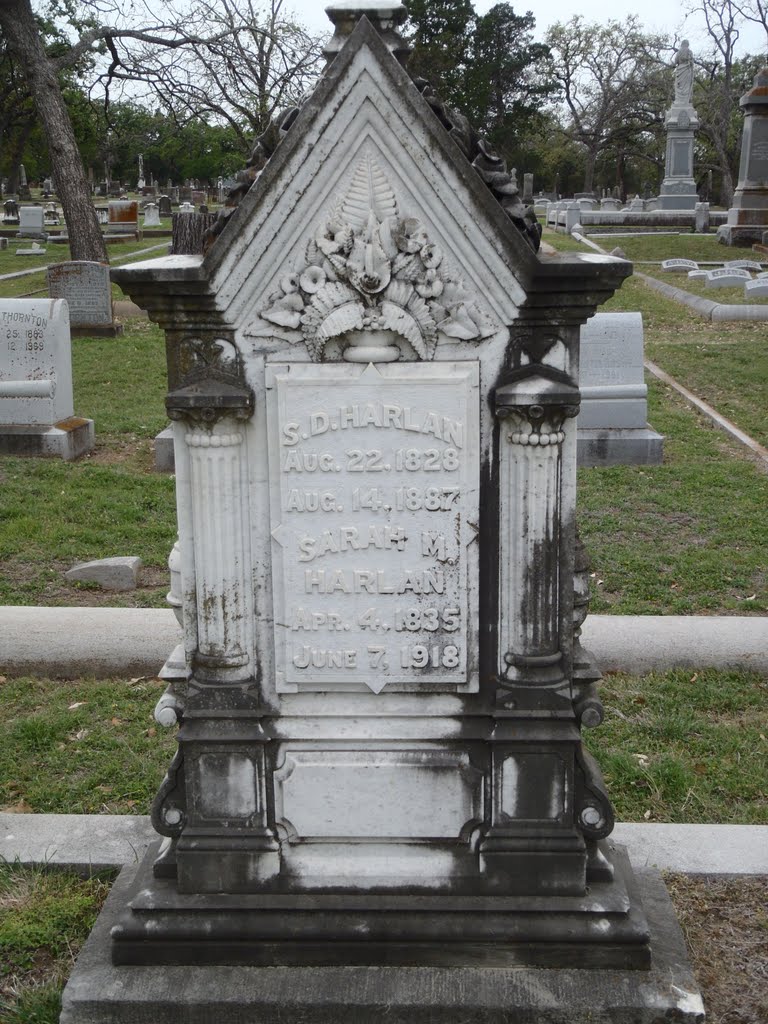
[
  {"xmin": 704, "ymin": 268, "xmax": 752, "ymax": 288},
  {"xmin": 18, "ymin": 206, "xmax": 46, "ymax": 238},
  {"xmin": 108, "ymin": 200, "xmax": 139, "ymax": 235},
  {"xmin": 0, "ymin": 298, "xmax": 94, "ymax": 458},
  {"xmin": 577, "ymin": 312, "xmax": 663, "ymax": 466},
  {"xmin": 717, "ymin": 68, "xmax": 768, "ymax": 245},
  {"xmin": 47, "ymin": 261, "xmax": 121, "ymax": 336},
  {"xmin": 143, "ymin": 203, "xmax": 161, "ymax": 227}
]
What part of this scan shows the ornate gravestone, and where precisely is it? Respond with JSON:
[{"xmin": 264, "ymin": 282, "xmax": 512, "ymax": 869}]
[
  {"xmin": 659, "ymin": 41, "xmax": 700, "ymax": 210},
  {"xmin": 0, "ymin": 298, "xmax": 94, "ymax": 459},
  {"xmin": 718, "ymin": 69, "xmax": 768, "ymax": 246},
  {"xmin": 61, "ymin": 6, "xmax": 703, "ymax": 1023}
]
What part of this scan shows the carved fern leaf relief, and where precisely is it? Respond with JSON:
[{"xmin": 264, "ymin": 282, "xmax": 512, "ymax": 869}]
[{"xmin": 252, "ymin": 151, "xmax": 499, "ymax": 360}]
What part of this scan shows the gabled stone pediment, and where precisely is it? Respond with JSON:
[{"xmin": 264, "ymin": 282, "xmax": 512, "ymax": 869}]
[{"xmin": 203, "ymin": 18, "xmax": 536, "ymax": 360}]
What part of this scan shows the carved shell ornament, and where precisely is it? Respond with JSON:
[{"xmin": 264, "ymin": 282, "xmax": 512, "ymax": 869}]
[{"xmin": 258, "ymin": 152, "xmax": 498, "ymax": 361}]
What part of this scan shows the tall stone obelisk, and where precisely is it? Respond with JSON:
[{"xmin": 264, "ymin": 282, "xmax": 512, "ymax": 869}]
[
  {"xmin": 717, "ymin": 67, "xmax": 768, "ymax": 245},
  {"xmin": 658, "ymin": 40, "xmax": 699, "ymax": 210}
]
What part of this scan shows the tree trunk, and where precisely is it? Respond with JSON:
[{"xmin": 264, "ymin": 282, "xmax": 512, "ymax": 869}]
[
  {"xmin": 0, "ymin": 0, "xmax": 108, "ymax": 262},
  {"xmin": 4, "ymin": 120, "xmax": 33, "ymax": 194},
  {"xmin": 582, "ymin": 148, "xmax": 597, "ymax": 194}
]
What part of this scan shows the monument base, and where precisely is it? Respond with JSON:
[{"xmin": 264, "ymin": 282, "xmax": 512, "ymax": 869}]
[
  {"xmin": 70, "ymin": 323, "xmax": 124, "ymax": 338},
  {"xmin": 578, "ymin": 427, "xmax": 664, "ymax": 467},
  {"xmin": 0, "ymin": 417, "xmax": 94, "ymax": 460},
  {"xmin": 657, "ymin": 193, "xmax": 698, "ymax": 211},
  {"xmin": 60, "ymin": 848, "xmax": 704, "ymax": 1024},
  {"xmin": 716, "ymin": 223, "xmax": 768, "ymax": 246}
]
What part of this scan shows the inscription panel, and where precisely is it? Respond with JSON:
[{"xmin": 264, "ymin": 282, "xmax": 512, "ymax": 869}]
[
  {"xmin": 746, "ymin": 118, "xmax": 768, "ymax": 183},
  {"xmin": 266, "ymin": 361, "xmax": 480, "ymax": 693}
]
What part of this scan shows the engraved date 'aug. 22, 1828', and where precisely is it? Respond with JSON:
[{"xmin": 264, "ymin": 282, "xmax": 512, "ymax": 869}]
[{"xmin": 266, "ymin": 362, "xmax": 480, "ymax": 693}]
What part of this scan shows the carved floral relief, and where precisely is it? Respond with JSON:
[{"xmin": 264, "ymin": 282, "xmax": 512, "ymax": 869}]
[{"xmin": 253, "ymin": 151, "xmax": 498, "ymax": 361}]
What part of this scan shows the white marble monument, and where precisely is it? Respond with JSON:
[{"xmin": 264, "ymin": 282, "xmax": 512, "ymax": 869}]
[{"xmin": 61, "ymin": 6, "xmax": 702, "ymax": 1023}]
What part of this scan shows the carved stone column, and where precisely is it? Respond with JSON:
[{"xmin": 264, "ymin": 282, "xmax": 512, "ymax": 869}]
[
  {"xmin": 154, "ymin": 336, "xmax": 281, "ymax": 893},
  {"xmin": 478, "ymin": 369, "xmax": 584, "ymax": 895},
  {"xmin": 182, "ymin": 423, "xmax": 250, "ymax": 680},
  {"xmin": 495, "ymin": 370, "xmax": 580, "ymax": 703}
]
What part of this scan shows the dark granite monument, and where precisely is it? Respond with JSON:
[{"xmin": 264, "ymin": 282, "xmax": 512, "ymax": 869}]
[{"xmin": 60, "ymin": 4, "xmax": 704, "ymax": 1022}]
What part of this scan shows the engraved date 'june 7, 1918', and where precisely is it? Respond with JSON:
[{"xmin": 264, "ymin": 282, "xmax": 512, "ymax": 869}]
[{"xmin": 266, "ymin": 362, "xmax": 480, "ymax": 693}]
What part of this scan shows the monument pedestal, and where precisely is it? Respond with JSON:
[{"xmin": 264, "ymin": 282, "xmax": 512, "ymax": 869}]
[
  {"xmin": 658, "ymin": 104, "xmax": 699, "ymax": 211},
  {"xmin": 61, "ymin": 849, "xmax": 704, "ymax": 1024}
]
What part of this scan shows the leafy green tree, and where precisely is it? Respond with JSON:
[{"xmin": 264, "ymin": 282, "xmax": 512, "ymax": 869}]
[
  {"xmin": 545, "ymin": 16, "xmax": 669, "ymax": 194},
  {"xmin": 406, "ymin": 0, "xmax": 477, "ymax": 109},
  {"xmin": 464, "ymin": 3, "xmax": 555, "ymax": 163}
]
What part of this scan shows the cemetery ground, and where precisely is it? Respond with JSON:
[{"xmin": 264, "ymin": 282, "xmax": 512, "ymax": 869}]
[{"xmin": 1, "ymin": 231, "xmax": 767, "ymax": 1022}]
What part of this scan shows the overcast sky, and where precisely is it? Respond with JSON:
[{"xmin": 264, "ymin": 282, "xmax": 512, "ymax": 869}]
[{"xmin": 286, "ymin": 0, "xmax": 767, "ymax": 57}]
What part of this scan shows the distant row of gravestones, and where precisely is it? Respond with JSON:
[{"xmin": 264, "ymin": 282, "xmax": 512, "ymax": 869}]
[
  {"xmin": 3, "ymin": 197, "xmax": 208, "ymax": 241},
  {"xmin": 0, "ymin": 290, "xmax": 661, "ymax": 469},
  {"xmin": 661, "ymin": 258, "xmax": 768, "ymax": 297}
]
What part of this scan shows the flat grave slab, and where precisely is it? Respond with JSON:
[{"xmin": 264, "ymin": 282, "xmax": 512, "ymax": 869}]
[{"xmin": 723, "ymin": 259, "xmax": 762, "ymax": 271}]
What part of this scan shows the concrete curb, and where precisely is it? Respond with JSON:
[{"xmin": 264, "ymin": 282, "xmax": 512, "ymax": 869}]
[
  {"xmin": 1, "ymin": 607, "xmax": 767, "ymax": 678},
  {"xmin": 2, "ymin": 813, "xmax": 765, "ymax": 876},
  {"xmin": 636, "ymin": 270, "xmax": 768, "ymax": 321},
  {"xmin": 0, "ymin": 606, "xmax": 181, "ymax": 678}
]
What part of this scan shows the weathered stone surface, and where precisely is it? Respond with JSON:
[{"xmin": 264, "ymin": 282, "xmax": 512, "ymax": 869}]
[
  {"xmin": 86, "ymin": 8, "xmax": 698, "ymax": 1021},
  {"xmin": 65, "ymin": 556, "xmax": 142, "ymax": 591},
  {"xmin": 60, "ymin": 857, "xmax": 704, "ymax": 1023},
  {"xmin": 47, "ymin": 262, "xmax": 113, "ymax": 328}
]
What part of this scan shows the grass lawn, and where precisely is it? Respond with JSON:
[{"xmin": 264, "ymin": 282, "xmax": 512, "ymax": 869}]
[
  {"xmin": 552, "ymin": 232, "xmax": 768, "ymax": 455},
  {"xmin": 1, "ymin": 670, "xmax": 764, "ymax": 822},
  {"xmin": 0, "ymin": 239, "xmax": 170, "ymax": 300},
  {"xmin": 0, "ymin": 318, "xmax": 175, "ymax": 607}
]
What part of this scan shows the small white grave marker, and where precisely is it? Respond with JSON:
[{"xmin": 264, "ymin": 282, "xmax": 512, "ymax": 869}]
[
  {"xmin": 723, "ymin": 259, "xmax": 762, "ymax": 272},
  {"xmin": 744, "ymin": 278, "xmax": 768, "ymax": 298},
  {"xmin": 661, "ymin": 259, "xmax": 699, "ymax": 272},
  {"xmin": 704, "ymin": 268, "xmax": 752, "ymax": 288}
]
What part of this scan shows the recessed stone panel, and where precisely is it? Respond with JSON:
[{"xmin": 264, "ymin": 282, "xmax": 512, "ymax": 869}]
[
  {"xmin": 500, "ymin": 753, "xmax": 568, "ymax": 824},
  {"xmin": 274, "ymin": 748, "xmax": 483, "ymax": 840}
]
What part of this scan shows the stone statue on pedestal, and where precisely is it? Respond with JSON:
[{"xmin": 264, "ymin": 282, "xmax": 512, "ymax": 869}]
[{"xmin": 674, "ymin": 41, "xmax": 694, "ymax": 106}]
